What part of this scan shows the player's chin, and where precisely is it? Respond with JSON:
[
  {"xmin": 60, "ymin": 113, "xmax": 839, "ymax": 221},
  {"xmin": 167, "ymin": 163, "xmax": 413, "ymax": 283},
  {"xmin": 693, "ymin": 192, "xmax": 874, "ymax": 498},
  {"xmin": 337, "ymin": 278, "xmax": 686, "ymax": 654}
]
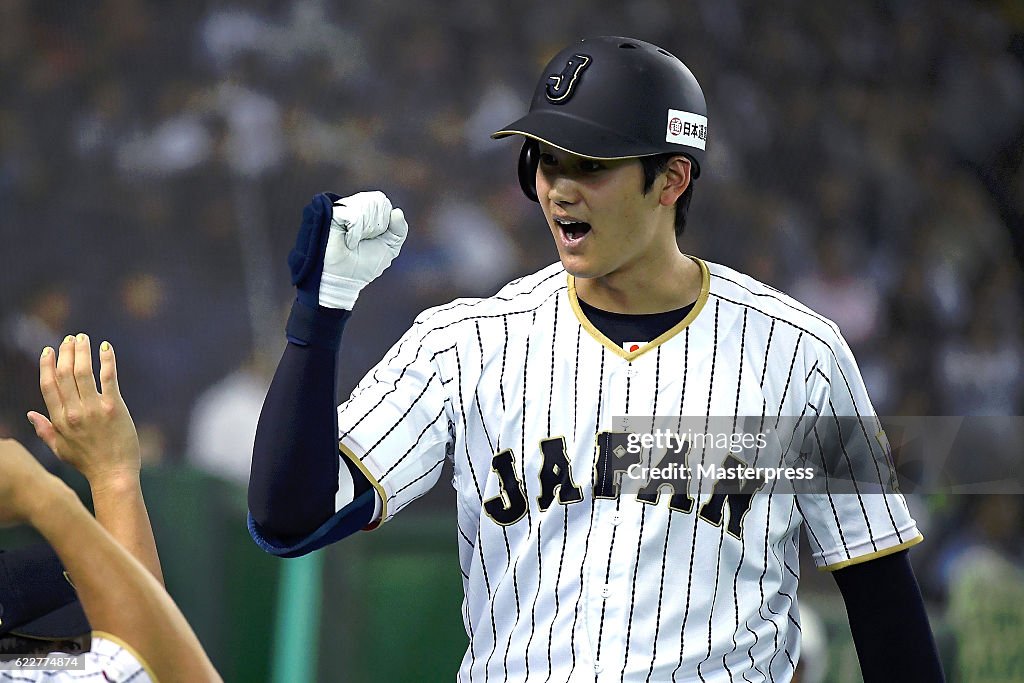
[{"xmin": 557, "ymin": 253, "xmax": 602, "ymax": 279}]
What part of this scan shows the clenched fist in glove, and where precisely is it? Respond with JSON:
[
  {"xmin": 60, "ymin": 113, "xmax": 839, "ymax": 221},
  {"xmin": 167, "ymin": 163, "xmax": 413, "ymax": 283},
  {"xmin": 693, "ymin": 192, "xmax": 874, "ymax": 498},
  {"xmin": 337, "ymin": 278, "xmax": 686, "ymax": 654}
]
[
  {"xmin": 289, "ymin": 191, "xmax": 409, "ymax": 310},
  {"xmin": 286, "ymin": 191, "xmax": 408, "ymax": 349}
]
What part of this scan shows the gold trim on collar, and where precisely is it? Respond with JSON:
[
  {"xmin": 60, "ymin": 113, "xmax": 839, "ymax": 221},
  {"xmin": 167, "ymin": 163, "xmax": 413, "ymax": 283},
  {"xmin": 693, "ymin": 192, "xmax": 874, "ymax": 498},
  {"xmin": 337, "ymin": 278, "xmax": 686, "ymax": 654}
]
[
  {"xmin": 567, "ymin": 257, "xmax": 710, "ymax": 360},
  {"xmin": 339, "ymin": 442, "xmax": 389, "ymax": 530}
]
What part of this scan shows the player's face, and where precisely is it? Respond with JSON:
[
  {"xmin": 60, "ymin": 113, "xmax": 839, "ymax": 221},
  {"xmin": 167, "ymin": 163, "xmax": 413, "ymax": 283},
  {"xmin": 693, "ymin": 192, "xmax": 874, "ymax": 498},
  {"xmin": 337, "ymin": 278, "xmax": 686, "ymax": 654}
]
[{"xmin": 535, "ymin": 144, "xmax": 672, "ymax": 281}]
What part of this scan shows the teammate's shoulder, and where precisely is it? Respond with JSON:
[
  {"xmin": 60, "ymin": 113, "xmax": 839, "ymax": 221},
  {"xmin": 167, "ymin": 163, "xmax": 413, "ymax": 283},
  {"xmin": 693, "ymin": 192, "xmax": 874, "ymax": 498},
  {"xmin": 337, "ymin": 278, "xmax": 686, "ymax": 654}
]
[
  {"xmin": 702, "ymin": 259, "xmax": 843, "ymax": 341},
  {"xmin": 410, "ymin": 263, "xmax": 567, "ymax": 330}
]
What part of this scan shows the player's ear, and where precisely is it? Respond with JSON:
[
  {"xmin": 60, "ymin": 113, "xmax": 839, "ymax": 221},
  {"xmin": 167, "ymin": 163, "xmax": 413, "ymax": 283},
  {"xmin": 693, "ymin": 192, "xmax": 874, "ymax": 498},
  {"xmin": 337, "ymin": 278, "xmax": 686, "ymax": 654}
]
[{"xmin": 658, "ymin": 155, "xmax": 691, "ymax": 208}]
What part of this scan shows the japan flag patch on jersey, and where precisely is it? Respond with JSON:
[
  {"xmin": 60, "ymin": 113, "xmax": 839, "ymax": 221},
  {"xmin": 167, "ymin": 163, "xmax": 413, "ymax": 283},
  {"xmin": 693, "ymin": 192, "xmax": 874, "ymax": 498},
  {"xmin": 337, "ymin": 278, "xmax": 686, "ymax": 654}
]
[{"xmin": 623, "ymin": 341, "xmax": 647, "ymax": 353}]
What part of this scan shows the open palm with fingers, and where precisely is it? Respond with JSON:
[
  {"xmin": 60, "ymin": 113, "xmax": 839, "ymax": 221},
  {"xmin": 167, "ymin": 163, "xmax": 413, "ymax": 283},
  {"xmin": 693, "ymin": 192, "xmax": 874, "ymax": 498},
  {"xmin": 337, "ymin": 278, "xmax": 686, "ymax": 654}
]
[{"xmin": 27, "ymin": 334, "xmax": 140, "ymax": 489}]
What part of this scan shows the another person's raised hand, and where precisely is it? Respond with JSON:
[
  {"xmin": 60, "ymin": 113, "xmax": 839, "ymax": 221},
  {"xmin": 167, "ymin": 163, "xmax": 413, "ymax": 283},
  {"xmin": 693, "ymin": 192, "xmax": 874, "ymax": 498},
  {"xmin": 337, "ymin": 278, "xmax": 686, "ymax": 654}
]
[{"xmin": 27, "ymin": 334, "xmax": 140, "ymax": 493}]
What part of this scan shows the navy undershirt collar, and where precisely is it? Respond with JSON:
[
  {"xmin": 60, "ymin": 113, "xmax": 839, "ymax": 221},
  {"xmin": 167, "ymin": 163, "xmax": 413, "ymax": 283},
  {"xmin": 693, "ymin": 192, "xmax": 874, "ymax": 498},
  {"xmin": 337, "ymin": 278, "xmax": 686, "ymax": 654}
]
[{"xmin": 577, "ymin": 298, "xmax": 696, "ymax": 348}]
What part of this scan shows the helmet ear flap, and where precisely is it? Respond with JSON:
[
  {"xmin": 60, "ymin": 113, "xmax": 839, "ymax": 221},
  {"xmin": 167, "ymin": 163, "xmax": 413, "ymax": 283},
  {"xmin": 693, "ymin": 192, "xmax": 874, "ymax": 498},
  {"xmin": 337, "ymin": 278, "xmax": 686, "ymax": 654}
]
[{"xmin": 518, "ymin": 140, "xmax": 539, "ymax": 202}]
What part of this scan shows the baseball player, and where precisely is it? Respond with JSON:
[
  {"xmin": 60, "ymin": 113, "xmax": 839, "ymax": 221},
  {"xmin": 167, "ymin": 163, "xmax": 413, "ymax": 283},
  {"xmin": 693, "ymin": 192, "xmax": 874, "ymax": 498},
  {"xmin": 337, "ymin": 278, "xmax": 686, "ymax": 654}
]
[{"xmin": 248, "ymin": 36, "xmax": 944, "ymax": 681}]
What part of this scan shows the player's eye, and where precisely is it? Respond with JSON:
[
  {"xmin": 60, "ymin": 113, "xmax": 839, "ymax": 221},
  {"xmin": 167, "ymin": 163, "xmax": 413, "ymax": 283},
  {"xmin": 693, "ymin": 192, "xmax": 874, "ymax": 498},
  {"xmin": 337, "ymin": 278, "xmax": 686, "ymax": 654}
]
[
  {"xmin": 579, "ymin": 160, "xmax": 604, "ymax": 173},
  {"xmin": 539, "ymin": 153, "xmax": 558, "ymax": 167}
]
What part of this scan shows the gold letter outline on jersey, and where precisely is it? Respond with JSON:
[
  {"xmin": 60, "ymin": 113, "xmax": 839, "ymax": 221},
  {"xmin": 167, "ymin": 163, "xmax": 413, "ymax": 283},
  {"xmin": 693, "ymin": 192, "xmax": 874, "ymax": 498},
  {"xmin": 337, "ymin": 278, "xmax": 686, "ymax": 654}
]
[
  {"xmin": 536, "ymin": 437, "xmax": 585, "ymax": 512},
  {"xmin": 483, "ymin": 449, "xmax": 529, "ymax": 526}
]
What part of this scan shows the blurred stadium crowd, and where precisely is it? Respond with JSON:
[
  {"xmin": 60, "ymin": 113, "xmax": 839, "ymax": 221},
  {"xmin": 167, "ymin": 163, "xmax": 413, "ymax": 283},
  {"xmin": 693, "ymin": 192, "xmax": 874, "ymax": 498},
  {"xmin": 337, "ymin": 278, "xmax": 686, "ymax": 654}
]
[{"xmin": 1, "ymin": 0, "xmax": 1023, "ymax": 677}]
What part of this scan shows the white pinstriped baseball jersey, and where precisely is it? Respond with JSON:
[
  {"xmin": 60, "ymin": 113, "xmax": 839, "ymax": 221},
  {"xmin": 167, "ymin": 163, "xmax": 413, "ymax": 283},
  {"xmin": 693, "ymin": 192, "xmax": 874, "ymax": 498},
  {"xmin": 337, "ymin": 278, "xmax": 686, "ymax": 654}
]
[
  {"xmin": 3, "ymin": 633, "xmax": 153, "ymax": 682},
  {"xmin": 337, "ymin": 258, "xmax": 921, "ymax": 682}
]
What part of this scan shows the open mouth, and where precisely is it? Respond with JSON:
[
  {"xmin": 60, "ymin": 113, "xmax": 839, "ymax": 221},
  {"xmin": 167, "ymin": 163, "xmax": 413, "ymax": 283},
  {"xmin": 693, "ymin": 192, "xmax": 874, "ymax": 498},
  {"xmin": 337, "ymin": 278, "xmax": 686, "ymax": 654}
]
[{"xmin": 554, "ymin": 216, "xmax": 592, "ymax": 246}]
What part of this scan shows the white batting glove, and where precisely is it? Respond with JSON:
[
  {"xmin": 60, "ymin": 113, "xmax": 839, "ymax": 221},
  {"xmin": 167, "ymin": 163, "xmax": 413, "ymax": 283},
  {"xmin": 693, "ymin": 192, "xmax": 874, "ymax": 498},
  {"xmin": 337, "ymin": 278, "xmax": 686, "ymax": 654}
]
[{"xmin": 319, "ymin": 191, "xmax": 409, "ymax": 309}]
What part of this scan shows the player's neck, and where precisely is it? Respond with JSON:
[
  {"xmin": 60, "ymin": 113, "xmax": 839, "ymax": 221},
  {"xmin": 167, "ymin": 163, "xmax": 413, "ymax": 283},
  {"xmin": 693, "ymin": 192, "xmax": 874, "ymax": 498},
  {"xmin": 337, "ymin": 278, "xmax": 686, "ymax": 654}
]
[{"xmin": 575, "ymin": 250, "xmax": 701, "ymax": 314}]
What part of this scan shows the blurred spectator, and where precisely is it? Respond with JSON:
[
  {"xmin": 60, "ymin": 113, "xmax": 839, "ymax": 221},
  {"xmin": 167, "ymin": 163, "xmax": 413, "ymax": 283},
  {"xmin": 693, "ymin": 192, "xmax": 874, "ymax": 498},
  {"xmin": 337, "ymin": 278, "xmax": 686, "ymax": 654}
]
[
  {"xmin": 115, "ymin": 81, "xmax": 214, "ymax": 177},
  {"xmin": 186, "ymin": 353, "xmax": 272, "ymax": 486},
  {"xmin": 941, "ymin": 495, "xmax": 1024, "ymax": 682},
  {"xmin": 939, "ymin": 305, "xmax": 1022, "ymax": 416},
  {"xmin": 213, "ymin": 73, "xmax": 284, "ymax": 178},
  {"xmin": 0, "ymin": 284, "xmax": 71, "ymax": 454},
  {"xmin": 790, "ymin": 233, "xmax": 884, "ymax": 348},
  {"xmin": 426, "ymin": 195, "xmax": 521, "ymax": 295},
  {"xmin": 3, "ymin": 285, "xmax": 70, "ymax": 360}
]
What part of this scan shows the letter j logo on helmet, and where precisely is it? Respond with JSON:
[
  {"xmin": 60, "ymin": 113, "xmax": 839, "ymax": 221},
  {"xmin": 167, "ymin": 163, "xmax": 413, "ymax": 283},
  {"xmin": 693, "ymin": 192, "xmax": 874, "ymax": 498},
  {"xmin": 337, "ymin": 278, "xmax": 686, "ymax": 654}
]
[{"xmin": 545, "ymin": 53, "xmax": 591, "ymax": 103}]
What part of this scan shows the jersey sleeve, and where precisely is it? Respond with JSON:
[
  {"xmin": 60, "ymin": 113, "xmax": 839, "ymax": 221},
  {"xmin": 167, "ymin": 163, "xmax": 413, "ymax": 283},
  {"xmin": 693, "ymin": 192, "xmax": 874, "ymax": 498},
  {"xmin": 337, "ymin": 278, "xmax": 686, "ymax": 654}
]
[
  {"xmin": 337, "ymin": 320, "xmax": 454, "ymax": 525},
  {"xmin": 796, "ymin": 333, "xmax": 922, "ymax": 571}
]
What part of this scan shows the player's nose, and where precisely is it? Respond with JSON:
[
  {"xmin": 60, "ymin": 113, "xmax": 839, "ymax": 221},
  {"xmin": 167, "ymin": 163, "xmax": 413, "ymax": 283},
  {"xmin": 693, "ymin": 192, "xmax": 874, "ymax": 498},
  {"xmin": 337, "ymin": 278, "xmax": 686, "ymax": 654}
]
[{"xmin": 545, "ymin": 174, "xmax": 581, "ymax": 206}]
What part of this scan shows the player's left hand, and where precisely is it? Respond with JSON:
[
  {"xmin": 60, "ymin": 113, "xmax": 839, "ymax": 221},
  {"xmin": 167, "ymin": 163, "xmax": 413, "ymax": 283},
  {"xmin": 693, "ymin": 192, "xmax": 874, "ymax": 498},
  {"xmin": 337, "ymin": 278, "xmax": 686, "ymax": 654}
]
[
  {"xmin": 290, "ymin": 191, "xmax": 409, "ymax": 310},
  {"xmin": 27, "ymin": 334, "xmax": 141, "ymax": 491}
]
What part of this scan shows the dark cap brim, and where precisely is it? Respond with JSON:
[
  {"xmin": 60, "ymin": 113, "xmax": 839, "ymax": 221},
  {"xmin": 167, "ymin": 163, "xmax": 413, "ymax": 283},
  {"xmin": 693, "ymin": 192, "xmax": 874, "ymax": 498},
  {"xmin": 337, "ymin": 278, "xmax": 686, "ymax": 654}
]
[
  {"xmin": 492, "ymin": 110, "xmax": 668, "ymax": 160},
  {"xmin": 8, "ymin": 600, "xmax": 90, "ymax": 641}
]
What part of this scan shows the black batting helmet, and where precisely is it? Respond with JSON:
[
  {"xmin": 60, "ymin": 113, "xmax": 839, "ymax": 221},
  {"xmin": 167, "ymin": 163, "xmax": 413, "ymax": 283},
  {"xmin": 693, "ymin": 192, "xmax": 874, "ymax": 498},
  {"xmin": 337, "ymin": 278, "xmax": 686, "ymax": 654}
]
[{"xmin": 492, "ymin": 36, "xmax": 708, "ymax": 202}]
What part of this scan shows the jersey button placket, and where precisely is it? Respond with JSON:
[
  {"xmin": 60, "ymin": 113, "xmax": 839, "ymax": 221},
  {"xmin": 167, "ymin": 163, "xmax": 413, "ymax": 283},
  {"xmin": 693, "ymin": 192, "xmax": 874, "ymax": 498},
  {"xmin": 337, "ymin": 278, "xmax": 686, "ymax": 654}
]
[{"xmin": 586, "ymin": 503, "xmax": 614, "ymax": 672}]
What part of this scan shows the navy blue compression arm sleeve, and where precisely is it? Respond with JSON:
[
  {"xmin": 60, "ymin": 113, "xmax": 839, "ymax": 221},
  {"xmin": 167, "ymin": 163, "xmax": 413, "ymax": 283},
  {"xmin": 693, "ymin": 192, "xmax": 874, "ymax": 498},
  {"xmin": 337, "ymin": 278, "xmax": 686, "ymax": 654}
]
[
  {"xmin": 833, "ymin": 550, "xmax": 945, "ymax": 681},
  {"xmin": 247, "ymin": 302, "xmax": 374, "ymax": 556}
]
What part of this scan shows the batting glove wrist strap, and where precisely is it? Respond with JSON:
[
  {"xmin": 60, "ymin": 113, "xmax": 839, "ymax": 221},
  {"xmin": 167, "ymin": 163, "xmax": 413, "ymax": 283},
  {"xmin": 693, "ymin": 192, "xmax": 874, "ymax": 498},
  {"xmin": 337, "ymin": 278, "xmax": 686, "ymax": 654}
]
[
  {"xmin": 318, "ymin": 274, "xmax": 365, "ymax": 311},
  {"xmin": 285, "ymin": 298, "xmax": 351, "ymax": 351}
]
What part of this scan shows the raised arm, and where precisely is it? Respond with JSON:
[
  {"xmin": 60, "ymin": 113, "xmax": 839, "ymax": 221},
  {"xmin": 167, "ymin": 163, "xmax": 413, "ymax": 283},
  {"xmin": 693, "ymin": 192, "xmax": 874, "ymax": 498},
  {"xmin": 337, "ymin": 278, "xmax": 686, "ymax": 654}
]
[
  {"xmin": 27, "ymin": 335, "xmax": 162, "ymax": 585},
  {"xmin": 247, "ymin": 191, "xmax": 407, "ymax": 555},
  {"xmin": 0, "ymin": 438, "xmax": 221, "ymax": 683}
]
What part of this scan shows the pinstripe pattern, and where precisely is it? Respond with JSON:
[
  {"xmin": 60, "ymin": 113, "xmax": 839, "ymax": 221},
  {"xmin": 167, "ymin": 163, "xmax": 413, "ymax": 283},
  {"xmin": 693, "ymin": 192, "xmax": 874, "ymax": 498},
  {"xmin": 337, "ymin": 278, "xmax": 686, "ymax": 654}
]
[
  {"xmin": 336, "ymin": 260, "xmax": 921, "ymax": 682},
  {"xmin": 541, "ymin": 298, "xmax": 561, "ymax": 682},
  {"xmin": 567, "ymin": 345, "xmax": 604, "ymax": 680}
]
